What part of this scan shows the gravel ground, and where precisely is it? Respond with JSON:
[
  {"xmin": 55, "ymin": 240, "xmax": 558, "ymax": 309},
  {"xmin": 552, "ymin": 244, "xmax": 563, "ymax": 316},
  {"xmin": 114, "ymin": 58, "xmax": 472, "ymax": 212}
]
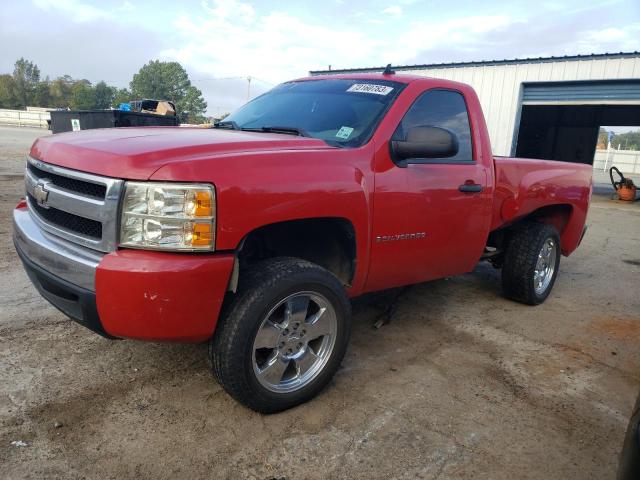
[{"xmin": 0, "ymin": 126, "xmax": 639, "ymax": 480}]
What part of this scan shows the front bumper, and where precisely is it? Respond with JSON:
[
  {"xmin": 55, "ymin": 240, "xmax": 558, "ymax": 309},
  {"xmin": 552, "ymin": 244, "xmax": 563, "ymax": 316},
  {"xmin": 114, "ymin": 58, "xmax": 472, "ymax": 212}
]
[
  {"xmin": 13, "ymin": 207, "xmax": 103, "ymax": 291},
  {"xmin": 14, "ymin": 206, "xmax": 236, "ymax": 342},
  {"xmin": 14, "ymin": 241, "xmax": 113, "ymax": 337}
]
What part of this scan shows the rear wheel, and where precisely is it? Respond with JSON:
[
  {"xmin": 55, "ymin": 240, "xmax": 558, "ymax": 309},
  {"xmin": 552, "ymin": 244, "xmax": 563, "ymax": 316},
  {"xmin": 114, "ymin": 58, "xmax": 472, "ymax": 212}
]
[
  {"xmin": 502, "ymin": 222, "xmax": 561, "ymax": 305},
  {"xmin": 210, "ymin": 257, "xmax": 351, "ymax": 413}
]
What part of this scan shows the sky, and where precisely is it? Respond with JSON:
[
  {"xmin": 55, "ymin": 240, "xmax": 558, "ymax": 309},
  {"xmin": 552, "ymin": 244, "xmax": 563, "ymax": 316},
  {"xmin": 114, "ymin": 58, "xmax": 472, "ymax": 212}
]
[{"xmin": 1, "ymin": 0, "xmax": 639, "ymax": 116}]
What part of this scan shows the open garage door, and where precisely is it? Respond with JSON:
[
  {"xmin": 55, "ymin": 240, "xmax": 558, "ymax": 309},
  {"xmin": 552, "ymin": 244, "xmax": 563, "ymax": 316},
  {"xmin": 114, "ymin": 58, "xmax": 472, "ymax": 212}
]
[{"xmin": 515, "ymin": 80, "xmax": 640, "ymax": 164}]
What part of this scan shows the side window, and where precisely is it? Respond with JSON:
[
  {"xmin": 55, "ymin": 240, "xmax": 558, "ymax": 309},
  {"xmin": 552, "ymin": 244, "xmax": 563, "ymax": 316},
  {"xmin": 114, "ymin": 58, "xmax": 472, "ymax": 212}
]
[{"xmin": 392, "ymin": 89, "xmax": 473, "ymax": 162}]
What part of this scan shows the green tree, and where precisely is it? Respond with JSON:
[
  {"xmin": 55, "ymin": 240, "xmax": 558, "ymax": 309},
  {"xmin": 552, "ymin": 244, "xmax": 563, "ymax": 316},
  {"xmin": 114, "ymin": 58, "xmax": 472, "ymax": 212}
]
[
  {"xmin": 112, "ymin": 87, "xmax": 132, "ymax": 107},
  {"xmin": 94, "ymin": 81, "xmax": 115, "ymax": 109},
  {"xmin": 178, "ymin": 85, "xmax": 208, "ymax": 121},
  {"xmin": 13, "ymin": 57, "xmax": 40, "ymax": 107},
  {"xmin": 33, "ymin": 78, "xmax": 52, "ymax": 107},
  {"xmin": 131, "ymin": 60, "xmax": 189, "ymax": 101},
  {"xmin": 70, "ymin": 80, "xmax": 96, "ymax": 110},
  {"xmin": 49, "ymin": 76, "xmax": 74, "ymax": 108},
  {"xmin": 612, "ymin": 131, "xmax": 640, "ymax": 150},
  {"xmin": 1, "ymin": 58, "xmax": 209, "ymax": 115},
  {"xmin": 130, "ymin": 60, "xmax": 207, "ymax": 117},
  {"xmin": 0, "ymin": 74, "xmax": 19, "ymax": 108}
]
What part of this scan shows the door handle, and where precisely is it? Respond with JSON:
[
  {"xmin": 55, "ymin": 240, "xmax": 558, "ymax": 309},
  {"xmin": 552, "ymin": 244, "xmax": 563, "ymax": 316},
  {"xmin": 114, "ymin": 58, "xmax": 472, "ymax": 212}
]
[{"xmin": 458, "ymin": 183, "xmax": 483, "ymax": 193}]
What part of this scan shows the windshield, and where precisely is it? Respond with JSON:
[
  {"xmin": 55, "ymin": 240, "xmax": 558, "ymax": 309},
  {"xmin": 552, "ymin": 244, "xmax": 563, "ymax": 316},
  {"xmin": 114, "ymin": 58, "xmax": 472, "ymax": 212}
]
[{"xmin": 223, "ymin": 78, "xmax": 405, "ymax": 147}]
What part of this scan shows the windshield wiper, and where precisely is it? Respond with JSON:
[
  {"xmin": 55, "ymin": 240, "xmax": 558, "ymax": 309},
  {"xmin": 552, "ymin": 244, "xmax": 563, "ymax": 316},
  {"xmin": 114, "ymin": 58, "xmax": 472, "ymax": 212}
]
[
  {"xmin": 213, "ymin": 120, "xmax": 240, "ymax": 130},
  {"xmin": 241, "ymin": 126, "xmax": 311, "ymax": 137}
]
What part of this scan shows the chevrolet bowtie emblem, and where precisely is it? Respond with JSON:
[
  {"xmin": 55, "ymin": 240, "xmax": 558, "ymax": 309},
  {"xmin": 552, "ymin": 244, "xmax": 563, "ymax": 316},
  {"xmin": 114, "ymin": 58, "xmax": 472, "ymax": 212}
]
[{"xmin": 33, "ymin": 179, "xmax": 51, "ymax": 208}]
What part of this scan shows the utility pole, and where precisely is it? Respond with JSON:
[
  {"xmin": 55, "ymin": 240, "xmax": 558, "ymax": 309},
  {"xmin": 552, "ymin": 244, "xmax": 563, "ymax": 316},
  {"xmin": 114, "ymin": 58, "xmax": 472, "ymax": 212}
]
[{"xmin": 247, "ymin": 76, "xmax": 252, "ymax": 101}]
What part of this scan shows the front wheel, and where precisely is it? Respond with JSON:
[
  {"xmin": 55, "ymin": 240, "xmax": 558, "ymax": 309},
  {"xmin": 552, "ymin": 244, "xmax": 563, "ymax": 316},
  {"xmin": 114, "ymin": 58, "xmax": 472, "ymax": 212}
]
[
  {"xmin": 209, "ymin": 257, "xmax": 351, "ymax": 413},
  {"xmin": 501, "ymin": 222, "xmax": 561, "ymax": 305}
]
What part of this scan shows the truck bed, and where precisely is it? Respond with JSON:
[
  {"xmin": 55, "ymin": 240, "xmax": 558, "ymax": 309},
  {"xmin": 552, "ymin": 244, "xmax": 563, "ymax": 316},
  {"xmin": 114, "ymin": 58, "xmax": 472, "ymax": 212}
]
[{"xmin": 491, "ymin": 156, "xmax": 593, "ymax": 255}]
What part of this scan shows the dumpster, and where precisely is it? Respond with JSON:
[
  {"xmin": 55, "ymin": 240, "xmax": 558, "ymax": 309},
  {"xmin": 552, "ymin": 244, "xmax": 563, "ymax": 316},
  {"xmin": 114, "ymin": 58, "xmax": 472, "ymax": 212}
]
[{"xmin": 49, "ymin": 109, "xmax": 179, "ymax": 134}]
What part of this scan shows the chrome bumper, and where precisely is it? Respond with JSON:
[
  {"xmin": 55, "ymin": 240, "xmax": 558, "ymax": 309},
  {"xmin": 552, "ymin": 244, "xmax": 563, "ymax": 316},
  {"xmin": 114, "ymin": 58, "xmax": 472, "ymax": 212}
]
[{"xmin": 13, "ymin": 208, "xmax": 104, "ymax": 291}]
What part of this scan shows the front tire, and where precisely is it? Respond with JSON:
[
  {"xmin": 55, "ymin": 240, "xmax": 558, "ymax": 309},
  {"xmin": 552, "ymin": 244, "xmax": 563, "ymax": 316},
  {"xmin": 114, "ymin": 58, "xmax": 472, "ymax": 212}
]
[
  {"xmin": 502, "ymin": 222, "xmax": 561, "ymax": 305},
  {"xmin": 210, "ymin": 257, "xmax": 351, "ymax": 413}
]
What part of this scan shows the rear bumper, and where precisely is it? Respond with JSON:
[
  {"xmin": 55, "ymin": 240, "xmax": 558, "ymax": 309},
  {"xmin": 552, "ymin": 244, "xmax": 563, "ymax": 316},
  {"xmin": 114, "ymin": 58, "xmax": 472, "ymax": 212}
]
[{"xmin": 14, "ymin": 206, "xmax": 236, "ymax": 342}]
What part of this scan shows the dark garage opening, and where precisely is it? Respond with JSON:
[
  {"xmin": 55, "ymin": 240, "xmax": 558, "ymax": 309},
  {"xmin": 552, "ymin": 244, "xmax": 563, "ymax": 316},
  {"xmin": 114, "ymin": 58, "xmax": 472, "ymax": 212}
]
[
  {"xmin": 515, "ymin": 104, "xmax": 640, "ymax": 164},
  {"xmin": 514, "ymin": 80, "xmax": 640, "ymax": 164}
]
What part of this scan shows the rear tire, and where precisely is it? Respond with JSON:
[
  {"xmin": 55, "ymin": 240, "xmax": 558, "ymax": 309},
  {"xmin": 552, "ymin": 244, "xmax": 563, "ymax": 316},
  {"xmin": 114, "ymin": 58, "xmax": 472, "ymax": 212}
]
[
  {"xmin": 501, "ymin": 222, "xmax": 561, "ymax": 305},
  {"xmin": 209, "ymin": 257, "xmax": 351, "ymax": 413}
]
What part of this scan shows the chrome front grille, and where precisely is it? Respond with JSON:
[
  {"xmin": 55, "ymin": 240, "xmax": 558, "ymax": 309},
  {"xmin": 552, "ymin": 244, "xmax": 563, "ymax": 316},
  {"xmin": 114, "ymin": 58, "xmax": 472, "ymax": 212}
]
[
  {"xmin": 27, "ymin": 162, "xmax": 107, "ymax": 199},
  {"xmin": 24, "ymin": 157, "xmax": 124, "ymax": 252}
]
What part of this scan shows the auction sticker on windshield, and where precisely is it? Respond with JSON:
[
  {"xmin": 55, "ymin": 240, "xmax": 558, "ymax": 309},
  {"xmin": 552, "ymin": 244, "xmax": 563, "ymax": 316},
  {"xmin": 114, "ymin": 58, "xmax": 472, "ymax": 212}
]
[{"xmin": 346, "ymin": 84, "xmax": 394, "ymax": 95}]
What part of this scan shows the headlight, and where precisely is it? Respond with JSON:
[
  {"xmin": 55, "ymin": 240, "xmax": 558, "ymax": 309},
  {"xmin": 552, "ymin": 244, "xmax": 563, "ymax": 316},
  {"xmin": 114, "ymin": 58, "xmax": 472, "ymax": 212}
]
[{"xmin": 120, "ymin": 182, "xmax": 215, "ymax": 251}]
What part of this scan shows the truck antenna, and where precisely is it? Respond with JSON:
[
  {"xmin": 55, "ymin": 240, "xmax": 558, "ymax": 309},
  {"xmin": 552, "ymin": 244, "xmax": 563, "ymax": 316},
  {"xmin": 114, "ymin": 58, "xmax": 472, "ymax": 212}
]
[{"xmin": 383, "ymin": 64, "xmax": 395, "ymax": 75}]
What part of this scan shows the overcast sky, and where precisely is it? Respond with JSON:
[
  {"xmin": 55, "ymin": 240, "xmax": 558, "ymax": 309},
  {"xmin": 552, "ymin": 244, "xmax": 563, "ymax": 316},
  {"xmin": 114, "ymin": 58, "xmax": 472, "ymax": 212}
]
[{"xmin": 1, "ymin": 0, "xmax": 639, "ymax": 115}]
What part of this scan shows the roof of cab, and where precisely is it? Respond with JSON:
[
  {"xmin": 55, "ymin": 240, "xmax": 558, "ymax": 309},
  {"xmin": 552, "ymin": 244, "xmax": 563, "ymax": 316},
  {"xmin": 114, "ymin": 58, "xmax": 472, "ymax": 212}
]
[{"xmin": 291, "ymin": 72, "xmax": 467, "ymax": 89}]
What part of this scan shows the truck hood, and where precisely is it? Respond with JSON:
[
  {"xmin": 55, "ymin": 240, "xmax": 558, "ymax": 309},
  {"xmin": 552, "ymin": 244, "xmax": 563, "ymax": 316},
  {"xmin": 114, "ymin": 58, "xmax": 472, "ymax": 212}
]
[{"xmin": 30, "ymin": 127, "xmax": 333, "ymax": 179}]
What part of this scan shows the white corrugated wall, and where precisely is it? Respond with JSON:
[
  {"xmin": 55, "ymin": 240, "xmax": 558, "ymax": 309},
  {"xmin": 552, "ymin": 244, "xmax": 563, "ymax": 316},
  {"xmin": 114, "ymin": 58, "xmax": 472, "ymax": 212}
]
[{"xmin": 398, "ymin": 56, "xmax": 640, "ymax": 156}]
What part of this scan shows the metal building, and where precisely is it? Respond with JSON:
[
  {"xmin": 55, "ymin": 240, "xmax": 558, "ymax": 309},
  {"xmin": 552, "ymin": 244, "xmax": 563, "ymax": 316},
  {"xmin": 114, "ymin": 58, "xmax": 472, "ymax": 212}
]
[{"xmin": 310, "ymin": 52, "xmax": 640, "ymax": 164}]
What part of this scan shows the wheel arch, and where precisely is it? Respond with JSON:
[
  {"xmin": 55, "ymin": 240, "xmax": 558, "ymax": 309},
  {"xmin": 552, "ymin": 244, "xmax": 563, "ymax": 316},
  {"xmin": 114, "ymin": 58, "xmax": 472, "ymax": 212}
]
[
  {"xmin": 230, "ymin": 217, "xmax": 357, "ymax": 290},
  {"xmin": 486, "ymin": 203, "xmax": 575, "ymax": 260},
  {"xmin": 520, "ymin": 203, "xmax": 574, "ymax": 255}
]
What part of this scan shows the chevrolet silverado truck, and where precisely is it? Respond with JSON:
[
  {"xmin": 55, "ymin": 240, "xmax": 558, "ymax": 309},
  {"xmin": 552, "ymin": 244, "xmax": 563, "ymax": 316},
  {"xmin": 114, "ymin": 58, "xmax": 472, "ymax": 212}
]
[{"xmin": 13, "ymin": 73, "xmax": 592, "ymax": 413}]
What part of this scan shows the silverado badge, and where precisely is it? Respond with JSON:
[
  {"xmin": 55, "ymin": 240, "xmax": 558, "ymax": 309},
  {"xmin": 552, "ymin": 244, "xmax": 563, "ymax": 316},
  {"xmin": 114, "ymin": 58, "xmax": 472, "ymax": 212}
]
[{"xmin": 376, "ymin": 232, "xmax": 426, "ymax": 243}]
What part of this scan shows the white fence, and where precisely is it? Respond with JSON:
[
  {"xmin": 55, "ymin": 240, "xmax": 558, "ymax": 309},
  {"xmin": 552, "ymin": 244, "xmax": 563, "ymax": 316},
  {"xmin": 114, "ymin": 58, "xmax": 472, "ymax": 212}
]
[
  {"xmin": 0, "ymin": 109, "xmax": 50, "ymax": 128},
  {"xmin": 593, "ymin": 149, "xmax": 640, "ymax": 174}
]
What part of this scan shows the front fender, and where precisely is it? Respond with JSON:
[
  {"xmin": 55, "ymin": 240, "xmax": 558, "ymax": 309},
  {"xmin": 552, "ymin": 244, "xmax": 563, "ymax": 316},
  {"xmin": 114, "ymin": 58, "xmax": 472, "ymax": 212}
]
[{"xmin": 150, "ymin": 146, "xmax": 375, "ymax": 293}]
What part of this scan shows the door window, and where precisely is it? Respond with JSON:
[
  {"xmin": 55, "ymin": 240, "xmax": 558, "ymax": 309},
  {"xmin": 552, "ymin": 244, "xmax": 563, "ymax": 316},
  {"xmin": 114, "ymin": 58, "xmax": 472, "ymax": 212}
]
[{"xmin": 393, "ymin": 89, "xmax": 474, "ymax": 162}]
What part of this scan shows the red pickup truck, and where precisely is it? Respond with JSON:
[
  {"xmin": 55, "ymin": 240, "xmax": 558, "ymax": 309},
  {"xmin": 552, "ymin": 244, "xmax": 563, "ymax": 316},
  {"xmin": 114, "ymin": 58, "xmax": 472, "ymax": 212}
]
[{"xmin": 13, "ymin": 73, "xmax": 592, "ymax": 412}]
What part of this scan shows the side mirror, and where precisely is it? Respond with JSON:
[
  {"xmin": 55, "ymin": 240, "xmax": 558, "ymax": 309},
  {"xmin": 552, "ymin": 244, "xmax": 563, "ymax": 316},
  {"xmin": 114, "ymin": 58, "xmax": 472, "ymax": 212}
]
[{"xmin": 390, "ymin": 126, "xmax": 459, "ymax": 163}]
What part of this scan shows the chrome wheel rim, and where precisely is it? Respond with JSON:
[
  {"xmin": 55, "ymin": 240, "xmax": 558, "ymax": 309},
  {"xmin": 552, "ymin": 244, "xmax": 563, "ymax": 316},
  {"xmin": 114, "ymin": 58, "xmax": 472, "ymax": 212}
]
[
  {"xmin": 252, "ymin": 291, "xmax": 337, "ymax": 393},
  {"xmin": 534, "ymin": 238, "xmax": 557, "ymax": 295}
]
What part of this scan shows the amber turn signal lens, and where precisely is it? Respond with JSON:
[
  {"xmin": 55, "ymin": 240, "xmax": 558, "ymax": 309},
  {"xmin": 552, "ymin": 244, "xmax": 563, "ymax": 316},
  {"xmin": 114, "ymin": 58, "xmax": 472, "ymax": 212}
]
[
  {"xmin": 194, "ymin": 190, "xmax": 213, "ymax": 217},
  {"xmin": 191, "ymin": 222, "xmax": 213, "ymax": 246}
]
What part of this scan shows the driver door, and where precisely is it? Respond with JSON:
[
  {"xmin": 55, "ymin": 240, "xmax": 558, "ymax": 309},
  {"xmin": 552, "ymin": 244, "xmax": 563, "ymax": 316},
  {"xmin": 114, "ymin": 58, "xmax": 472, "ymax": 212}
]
[{"xmin": 365, "ymin": 89, "xmax": 492, "ymax": 292}]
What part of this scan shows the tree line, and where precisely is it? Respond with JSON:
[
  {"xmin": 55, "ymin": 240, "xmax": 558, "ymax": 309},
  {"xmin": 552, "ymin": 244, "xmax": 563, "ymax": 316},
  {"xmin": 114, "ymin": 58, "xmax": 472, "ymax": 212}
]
[
  {"xmin": 0, "ymin": 58, "xmax": 208, "ymax": 122},
  {"xmin": 598, "ymin": 128, "xmax": 640, "ymax": 151},
  {"xmin": 609, "ymin": 131, "xmax": 640, "ymax": 150}
]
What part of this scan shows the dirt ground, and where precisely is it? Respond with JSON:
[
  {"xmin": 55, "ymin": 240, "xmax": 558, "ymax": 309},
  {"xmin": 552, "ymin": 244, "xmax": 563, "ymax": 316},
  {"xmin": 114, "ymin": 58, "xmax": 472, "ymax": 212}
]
[{"xmin": 0, "ymin": 126, "xmax": 639, "ymax": 480}]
